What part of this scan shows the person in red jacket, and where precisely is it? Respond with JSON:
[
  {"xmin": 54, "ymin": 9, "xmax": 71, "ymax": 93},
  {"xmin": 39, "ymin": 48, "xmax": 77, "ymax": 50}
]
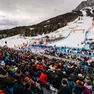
[{"xmin": 39, "ymin": 70, "xmax": 48, "ymax": 84}]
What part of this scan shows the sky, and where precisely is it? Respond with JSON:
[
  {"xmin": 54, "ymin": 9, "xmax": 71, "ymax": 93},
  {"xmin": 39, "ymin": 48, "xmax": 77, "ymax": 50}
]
[{"xmin": 0, "ymin": 0, "xmax": 84, "ymax": 30}]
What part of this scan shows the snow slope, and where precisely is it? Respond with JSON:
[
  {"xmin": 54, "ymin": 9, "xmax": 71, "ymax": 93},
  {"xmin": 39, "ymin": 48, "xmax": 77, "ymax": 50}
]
[
  {"xmin": 0, "ymin": 35, "xmax": 32, "ymax": 48},
  {"xmin": 48, "ymin": 16, "xmax": 94, "ymax": 48},
  {"xmin": 0, "ymin": 10, "xmax": 94, "ymax": 49},
  {"xmin": 87, "ymin": 26, "xmax": 94, "ymax": 39},
  {"xmin": 50, "ymin": 32, "xmax": 85, "ymax": 48}
]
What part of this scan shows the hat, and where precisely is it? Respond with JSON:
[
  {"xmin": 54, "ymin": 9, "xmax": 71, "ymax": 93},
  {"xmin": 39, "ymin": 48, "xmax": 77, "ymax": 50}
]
[
  {"xmin": 63, "ymin": 71, "xmax": 66, "ymax": 74},
  {"xmin": 0, "ymin": 61, "xmax": 5, "ymax": 67},
  {"xmin": 78, "ymin": 74, "xmax": 83, "ymax": 77}
]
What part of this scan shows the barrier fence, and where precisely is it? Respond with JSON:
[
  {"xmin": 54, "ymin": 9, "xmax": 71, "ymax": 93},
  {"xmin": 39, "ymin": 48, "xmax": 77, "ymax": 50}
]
[{"xmin": 19, "ymin": 44, "xmax": 94, "ymax": 58}]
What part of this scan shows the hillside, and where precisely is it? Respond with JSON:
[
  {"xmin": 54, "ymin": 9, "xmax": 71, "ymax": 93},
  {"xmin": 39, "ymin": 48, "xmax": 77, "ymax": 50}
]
[
  {"xmin": 0, "ymin": 11, "xmax": 82, "ymax": 39},
  {"xmin": 0, "ymin": 14, "xmax": 94, "ymax": 49},
  {"xmin": 0, "ymin": 0, "xmax": 94, "ymax": 39},
  {"xmin": 0, "ymin": 6, "xmax": 94, "ymax": 49}
]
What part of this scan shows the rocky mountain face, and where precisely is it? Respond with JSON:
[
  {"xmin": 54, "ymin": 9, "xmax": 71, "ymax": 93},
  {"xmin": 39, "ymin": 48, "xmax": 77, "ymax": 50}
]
[
  {"xmin": 75, "ymin": 0, "xmax": 94, "ymax": 11},
  {"xmin": 87, "ymin": 0, "xmax": 94, "ymax": 6}
]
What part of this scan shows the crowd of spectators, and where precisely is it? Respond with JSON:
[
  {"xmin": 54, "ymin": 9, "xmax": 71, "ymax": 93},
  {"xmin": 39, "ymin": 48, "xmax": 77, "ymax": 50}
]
[{"xmin": 0, "ymin": 46, "xmax": 93, "ymax": 94}]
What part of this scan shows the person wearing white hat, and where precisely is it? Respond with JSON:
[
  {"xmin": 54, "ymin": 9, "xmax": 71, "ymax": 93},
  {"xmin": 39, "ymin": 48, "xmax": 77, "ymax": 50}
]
[{"xmin": 0, "ymin": 61, "xmax": 5, "ymax": 68}]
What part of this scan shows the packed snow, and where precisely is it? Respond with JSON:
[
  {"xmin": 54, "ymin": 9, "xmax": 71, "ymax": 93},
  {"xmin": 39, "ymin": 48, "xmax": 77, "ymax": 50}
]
[
  {"xmin": 48, "ymin": 16, "xmax": 94, "ymax": 48},
  {"xmin": 0, "ymin": 35, "xmax": 32, "ymax": 48}
]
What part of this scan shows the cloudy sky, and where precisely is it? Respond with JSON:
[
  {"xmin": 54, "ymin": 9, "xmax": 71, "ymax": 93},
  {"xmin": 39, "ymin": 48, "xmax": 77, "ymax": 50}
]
[{"xmin": 0, "ymin": 0, "xmax": 84, "ymax": 29}]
